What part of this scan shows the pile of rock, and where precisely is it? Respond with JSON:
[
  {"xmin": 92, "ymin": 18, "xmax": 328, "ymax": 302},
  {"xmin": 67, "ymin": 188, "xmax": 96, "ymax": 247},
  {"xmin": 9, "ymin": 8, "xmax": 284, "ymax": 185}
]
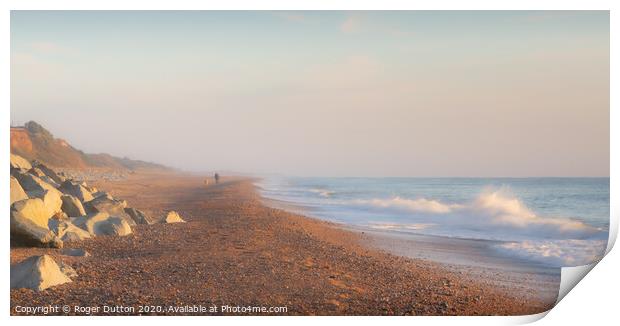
[
  {"xmin": 10, "ymin": 154, "xmax": 155, "ymax": 248},
  {"xmin": 10, "ymin": 154, "xmax": 186, "ymax": 291}
]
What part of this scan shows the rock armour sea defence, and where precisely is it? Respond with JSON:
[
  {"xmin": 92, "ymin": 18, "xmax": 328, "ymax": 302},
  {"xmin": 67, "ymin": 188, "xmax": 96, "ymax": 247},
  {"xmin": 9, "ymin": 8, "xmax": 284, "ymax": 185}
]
[
  {"xmin": 10, "ymin": 153, "xmax": 168, "ymax": 291},
  {"xmin": 10, "ymin": 154, "xmax": 184, "ymax": 291},
  {"xmin": 10, "ymin": 153, "xmax": 154, "ymax": 248}
]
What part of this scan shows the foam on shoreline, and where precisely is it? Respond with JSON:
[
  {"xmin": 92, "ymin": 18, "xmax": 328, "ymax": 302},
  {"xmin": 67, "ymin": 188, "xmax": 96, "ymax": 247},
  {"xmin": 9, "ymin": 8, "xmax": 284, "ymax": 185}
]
[
  {"xmin": 344, "ymin": 225, "xmax": 561, "ymax": 303},
  {"xmin": 256, "ymin": 178, "xmax": 608, "ymax": 269}
]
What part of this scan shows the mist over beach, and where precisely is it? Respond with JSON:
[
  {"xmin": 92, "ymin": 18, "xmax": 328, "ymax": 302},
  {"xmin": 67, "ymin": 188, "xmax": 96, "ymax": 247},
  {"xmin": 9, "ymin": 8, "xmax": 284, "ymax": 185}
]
[{"xmin": 11, "ymin": 11, "xmax": 609, "ymax": 177}]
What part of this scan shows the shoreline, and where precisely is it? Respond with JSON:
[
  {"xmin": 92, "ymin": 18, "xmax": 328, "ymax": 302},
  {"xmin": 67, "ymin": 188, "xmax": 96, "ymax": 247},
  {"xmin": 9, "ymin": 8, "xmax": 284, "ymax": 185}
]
[
  {"xmin": 347, "ymin": 227, "xmax": 560, "ymax": 304},
  {"xmin": 11, "ymin": 172, "xmax": 556, "ymax": 315},
  {"xmin": 259, "ymin": 190, "xmax": 560, "ymax": 304}
]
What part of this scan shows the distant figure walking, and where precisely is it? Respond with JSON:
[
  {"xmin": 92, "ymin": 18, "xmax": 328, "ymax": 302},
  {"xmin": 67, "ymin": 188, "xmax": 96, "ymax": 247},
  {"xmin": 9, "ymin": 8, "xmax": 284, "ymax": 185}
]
[{"xmin": 214, "ymin": 173, "xmax": 220, "ymax": 184}]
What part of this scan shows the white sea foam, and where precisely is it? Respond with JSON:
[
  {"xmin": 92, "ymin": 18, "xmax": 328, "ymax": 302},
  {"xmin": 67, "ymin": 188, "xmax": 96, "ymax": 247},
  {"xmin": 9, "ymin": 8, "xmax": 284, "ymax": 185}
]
[
  {"xmin": 495, "ymin": 240, "xmax": 607, "ymax": 267},
  {"xmin": 309, "ymin": 188, "xmax": 335, "ymax": 197},
  {"xmin": 467, "ymin": 190, "xmax": 601, "ymax": 238},
  {"xmin": 259, "ymin": 177, "xmax": 608, "ymax": 267},
  {"xmin": 354, "ymin": 197, "xmax": 460, "ymax": 214},
  {"xmin": 353, "ymin": 190, "xmax": 601, "ymax": 240},
  {"xmin": 367, "ymin": 222, "xmax": 435, "ymax": 231}
]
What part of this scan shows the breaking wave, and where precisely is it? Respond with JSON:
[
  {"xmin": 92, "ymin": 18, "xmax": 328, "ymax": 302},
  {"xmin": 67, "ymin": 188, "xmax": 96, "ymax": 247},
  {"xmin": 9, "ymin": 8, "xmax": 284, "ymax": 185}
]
[
  {"xmin": 258, "ymin": 177, "xmax": 609, "ymax": 268},
  {"xmin": 355, "ymin": 197, "xmax": 459, "ymax": 214},
  {"xmin": 353, "ymin": 189, "xmax": 602, "ymax": 240},
  {"xmin": 352, "ymin": 190, "xmax": 607, "ymax": 267},
  {"xmin": 309, "ymin": 188, "xmax": 335, "ymax": 198}
]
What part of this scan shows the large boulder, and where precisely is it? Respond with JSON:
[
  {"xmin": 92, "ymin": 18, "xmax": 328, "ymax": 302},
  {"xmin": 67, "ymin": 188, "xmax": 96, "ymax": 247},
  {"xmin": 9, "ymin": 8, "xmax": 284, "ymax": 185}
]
[
  {"xmin": 40, "ymin": 190, "xmax": 63, "ymax": 218},
  {"xmin": 60, "ymin": 194, "xmax": 86, "ymax": 217},
  {"xmin": 49, "ymin": 220, "xmax": 92, "ymax": 242},
  {"xmin": 10, "ymin": 176, "xmax": 29, "ymax": 205},
  {"xmin": 13, "ymin": 172, "xmax": 60, "ymax": 198},
  {"xmin": 59, "ymin": 180, "xmax": 94, "ymax": 202},
  {"xmin": 72, "ymin": 212, "xmax": 133, "ymax": 236},
  {"xmin": 84, "ymin": 196, "xmax": 135, "ymax": 226},
  {"xmin": 98, "ymin": 217, "xmax": 133, "ymax": 236},
  {"xmin": 10, "ymin": 255, "xmax": 72, "ymax": 291},
  {"xmin": 10, "ymin": 153, "xmax": 32, "ymax": 170},
  {"xmin": 84, "ymin": 195, "xmax": 127, "ymax": 214},
  {"xmin": 124, "ymin": 207, "xmax": 154, "ymax": 225},
  {"xmin": 11, "ymin": 198, "xmax": 63, "ymax": 248},
  {"xmin": 10, "ymin": 214, "xmax": 62, "ymax": 248},
  {"xmin": 162, "ymin": 211, "xmax": 185, "ymax": 223},
  {"xmin": 32, "ymin": 162, "xmax": 64, "ymax": 184},
  {"xmin": 11, "ymin": 198, "xmax": 51, "ymax": 229}
]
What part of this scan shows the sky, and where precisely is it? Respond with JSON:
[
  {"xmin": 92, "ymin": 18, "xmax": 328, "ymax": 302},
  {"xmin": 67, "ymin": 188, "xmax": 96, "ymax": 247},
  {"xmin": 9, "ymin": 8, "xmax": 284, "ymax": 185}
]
[{"xmin": 11, "ymin": 11, "xmax": 610, "ymax": 177}]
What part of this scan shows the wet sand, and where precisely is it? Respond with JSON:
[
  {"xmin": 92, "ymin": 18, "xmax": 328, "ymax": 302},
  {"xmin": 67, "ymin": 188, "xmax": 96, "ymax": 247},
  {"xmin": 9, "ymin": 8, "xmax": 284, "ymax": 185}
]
[
  {"xmin": 11, "ymin": 172, "xmax": 556, "ymax": 315},
  {"xmin": 354, "ymin": 228, "xmax": 560, "ymax": 304}
]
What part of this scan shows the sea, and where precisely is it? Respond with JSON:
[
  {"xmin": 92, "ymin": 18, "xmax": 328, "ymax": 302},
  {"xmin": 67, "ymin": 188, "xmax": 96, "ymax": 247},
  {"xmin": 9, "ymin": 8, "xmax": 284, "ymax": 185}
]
[{"xmin": 257, "ymin": 177, "xmax": 609, "ymax": 268}]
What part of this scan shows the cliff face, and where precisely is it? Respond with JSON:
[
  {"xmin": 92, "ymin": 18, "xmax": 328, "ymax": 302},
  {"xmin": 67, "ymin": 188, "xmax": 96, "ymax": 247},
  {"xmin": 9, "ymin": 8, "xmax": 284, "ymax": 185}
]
[
  {"xmin": 10, "ymin": 121, "xmax": 168, "ymax": 171},
  {"xmin": 11, "ymin": 122, "xmax": 89, "ymax": 168},
  {"xmin": 10, "ymin": 128, "xmax": 33, "ymax": 154}
]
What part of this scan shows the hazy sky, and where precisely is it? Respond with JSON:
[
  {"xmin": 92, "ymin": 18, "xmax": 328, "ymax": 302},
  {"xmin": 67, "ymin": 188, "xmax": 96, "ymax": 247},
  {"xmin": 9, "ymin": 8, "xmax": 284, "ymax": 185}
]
[{"xmin": 11, "ymin": 11, "xmax": 609, "ymax": 177}]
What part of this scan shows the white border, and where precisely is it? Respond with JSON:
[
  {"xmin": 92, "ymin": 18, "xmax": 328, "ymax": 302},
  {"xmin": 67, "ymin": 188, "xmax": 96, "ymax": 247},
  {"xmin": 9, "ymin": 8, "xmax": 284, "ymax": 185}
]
[{"xmin": 2, "ymin": 1, "xmax": 617, "ymax": 325}]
